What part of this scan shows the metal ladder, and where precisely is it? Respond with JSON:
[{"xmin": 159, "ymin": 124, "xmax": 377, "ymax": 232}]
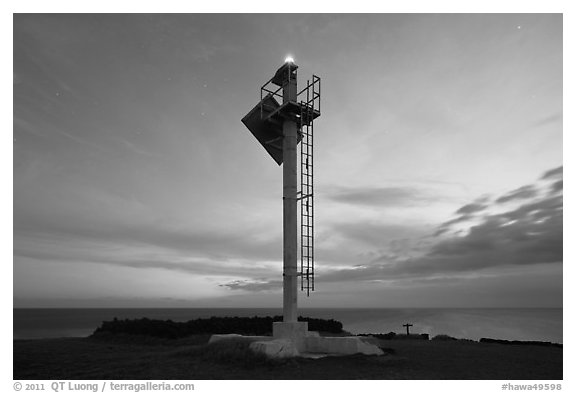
[{"xmin": 299, "ymin": 78, "xmax": 318, "ymax": 296}]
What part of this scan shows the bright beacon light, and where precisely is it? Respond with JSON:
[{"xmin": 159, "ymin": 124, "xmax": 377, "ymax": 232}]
[{"xmin": 285, "ymin": 55, "xmax": 295, "ymax": 63}]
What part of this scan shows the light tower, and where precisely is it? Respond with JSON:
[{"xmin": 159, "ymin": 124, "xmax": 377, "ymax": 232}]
[
  {"xmin": 233, "ymin": 57, "xmax": 383, "ymax": 357},
  {"xmin": 241, "ymin": 56, "xmax": 320, "ymax": 337}
]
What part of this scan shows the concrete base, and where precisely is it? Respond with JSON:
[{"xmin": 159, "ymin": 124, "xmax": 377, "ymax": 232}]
[
  {"xmin": 249, "ymin": 322, "xmax": 383, "ymax": 358},
  {"xmin": 249, "ymin": 339, "xmax": 299, "ymax": 358},
  {"xmin": 208, "ymin": 324, "xmax": 383, "ymax": 358}
]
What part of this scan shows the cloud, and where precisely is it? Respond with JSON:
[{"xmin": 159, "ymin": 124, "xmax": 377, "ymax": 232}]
[
  {"xmin": 541, "ymin": 166, "xmax": 562, "ymax": 180},
  {"xmin": 550, "ymin": 180, "xmax": 562, "ymax": 193},
  {"xmin": 315, "ymin": 166, "xmax": 563, "ymax": 284},
  {"xmin": 438, "ymin": 214, "xmax": 472, "ymax": 228},
  {"xmin": 532, "ymin": 112, "xmax": 562, "ymax": 128},
  {"xmin": 452, "ymin": 195, "xmax": 491, "ymax": 216},
  {"xmin": 436, "ymin": 196, "xmax": 490, "ymax": 233},
  {"xmin": 220, "ymin": 279, "xmax": 282, "ymax": 292},
  {"xmin": 216, "ymin": 222, "xmax": 431, "ymax": 292},
  {"xmin": 13, "ymin": 180, "xmax": 284, "ymax": 278},
  {"xmin": 218, "ymin": 165, "xmax": 563, "ymax": 292},
  {"xmin": 327, "ymin": 186, "xmax": 432, "ymax": 207},
  {"xmin": 434, "ymin": 215, "xmax": 472, "ymax": 236},
  {"xmin": 14, "ymin": 219, "xmax": 282, "ymax": 266},
  {"xmin": 428, "ymin": 196, "xmax": 562, "ymax": 267},
  {"xmin": 496, "ymin": 185, "xmax": 537, "ymax": 204},
  {"xmin": 330, "ymin": 221, "xmax": 427, "ymax": 249},
  {"xmin": 455, "ymin": 202, "xmax": 488, "ymax": 215}
]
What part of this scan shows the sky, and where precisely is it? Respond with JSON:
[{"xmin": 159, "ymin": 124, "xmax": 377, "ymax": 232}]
[{"xmin": 13, "ymin": 13, "xmax": 563, "ymax": 308}]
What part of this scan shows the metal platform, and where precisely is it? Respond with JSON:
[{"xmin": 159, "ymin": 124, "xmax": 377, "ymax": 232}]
[{"xmin": 264, "ymin": 101, "xmax": 321, "ymax": 129}]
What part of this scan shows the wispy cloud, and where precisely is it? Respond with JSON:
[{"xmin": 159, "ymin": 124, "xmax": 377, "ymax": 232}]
[
  {"xmin": 14, "ymin": 219, "xmax": 282, "ymax": 266},
  {"xmin": 541, "ymin": 166, "xmax": 562, "ymax": 180},
  {"xmin": 14, "ymin": 181, "xmax": 283, "ymax": 272},
  {"xmin": 549, "ymin": 180, "xmax": 562, "ymax": 194},
  {"xmin": 532, "ymin": 112, "xmax": 562, "ymax": 128},
  {"xmin": 496, "ymin": 185, "xmax": 537, "ymax": 204},
  {"xmin": 14, "ymin": 114, "xmax": 112, "ymax": 154},
  {"xmin": 116, "ymin": 136, "xmax": 163, "ymax": 159},
  {"xmin": 330, "ymin": 221, "xmax": 428, "ymax": 254},
  {"xmin": 434, "ymin": 215, "xmax": 472, "ymax": 236},
  {"xmin": 455, "ymin": 201, "xmax": 489, "ymax": 214},
  {"xmin": 327, "ymin": 186, "xmax": 434, "ymax": 207},
  {"xmin": 220, "ymin": 279, "xmax": 282, "ymax": 292},
  {"xmin": 15, "ymin": 243, "xmax": 277, "ymax": 279}
]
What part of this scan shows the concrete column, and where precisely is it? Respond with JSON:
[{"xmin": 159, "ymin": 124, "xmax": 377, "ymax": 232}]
[
  {"xmin": 281, "ymin": 62, "xmax": 299, "ymax": 324},
  {"xmin": 282, "ymin": 118, "xmax": 298, "ymax": 323}
]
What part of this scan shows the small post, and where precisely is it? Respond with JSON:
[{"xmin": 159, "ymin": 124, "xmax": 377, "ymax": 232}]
[{"xmin": 403, "ymin": 323, "xmax": 413, "ymax": 336}]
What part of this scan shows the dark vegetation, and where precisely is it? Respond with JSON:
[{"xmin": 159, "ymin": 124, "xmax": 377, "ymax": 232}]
[
  {"xmin": 432, "ymin": 334, "xmax": 458, "ymax": 341},
  {"xmin": 92, "ymin": 316, "xmax": 343, "ymax": 339},
  {"xmin": 360, "ymin": 332, "xmax": 561, "ymax": 347},
  {"xmin": 479, "ymin": 337, "xmax": 562, "ymax": 348},
  {"xmin": 359, "ymin": 332, "xmax": 429, "ymax": 340}
]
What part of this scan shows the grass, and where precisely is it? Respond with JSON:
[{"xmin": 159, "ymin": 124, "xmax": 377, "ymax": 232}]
[
  {"xmin": 173, "ymin": 340, "xmax": 270, "ymax": 365},
  {"xmin": 13, "ymin": 335, "xmax": 563, "ymax": 380}
]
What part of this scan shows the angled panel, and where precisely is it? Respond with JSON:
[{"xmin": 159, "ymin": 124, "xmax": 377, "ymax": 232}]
[{"xmin": 241, "ymin": 94, "xmax": 285, "ymax": 165}]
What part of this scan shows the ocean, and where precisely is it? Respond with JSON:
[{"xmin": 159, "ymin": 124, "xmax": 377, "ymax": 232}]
[{"xmin": 13, "ymin": 308, "xmax": 563, "ymax": 343}]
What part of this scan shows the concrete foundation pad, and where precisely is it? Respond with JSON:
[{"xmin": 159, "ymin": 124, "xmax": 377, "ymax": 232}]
[
  {"xmin": 209, "ymin": 330, "xmax": 383, "ymax": 358},
  {"xmin": 249, "ymin": 339, "xmax": 300, "ymax": 358}
]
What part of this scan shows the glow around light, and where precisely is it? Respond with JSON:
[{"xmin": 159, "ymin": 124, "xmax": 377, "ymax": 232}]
[{"xmin": 285, "ymin": 55, "xmax": 295, "ymax": 63}]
